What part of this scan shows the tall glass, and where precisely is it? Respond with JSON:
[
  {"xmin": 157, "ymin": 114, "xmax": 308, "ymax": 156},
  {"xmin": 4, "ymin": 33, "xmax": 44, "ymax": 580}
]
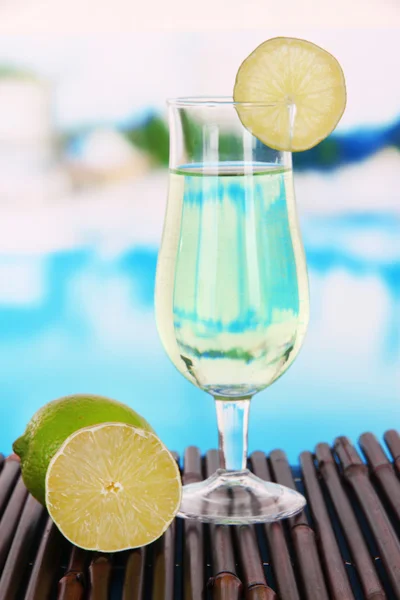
[{"xmin": 155, "ymin": 97, "xmax": 309, "ymax": 523}]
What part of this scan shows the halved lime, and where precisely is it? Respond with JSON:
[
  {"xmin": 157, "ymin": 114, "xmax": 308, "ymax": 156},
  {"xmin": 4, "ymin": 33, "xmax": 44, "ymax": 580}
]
[
  {"xmin": 233, "ymin": 37, "xmax": 346, "ymax": 151},
  {"xmin": 13, "ymin": 394, "xmax": 154, "ymax": 506},
  {"xmin": 45, "ymin": 423, "xmax": 181, "ymax": 552}
]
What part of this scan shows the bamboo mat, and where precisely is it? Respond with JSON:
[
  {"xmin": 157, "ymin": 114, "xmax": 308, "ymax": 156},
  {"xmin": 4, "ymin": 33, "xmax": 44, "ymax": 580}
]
[{"xmin": 0, "ymin": 430, "xmax": 399, "ymax": 599}]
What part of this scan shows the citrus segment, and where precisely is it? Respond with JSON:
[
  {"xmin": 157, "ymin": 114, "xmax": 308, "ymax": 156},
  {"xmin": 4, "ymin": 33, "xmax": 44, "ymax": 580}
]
[
  {"xmin": 233, "ymin": 37, "xmax": 346, "ymax": 151},
  {"xmin": 46, "ymin": 423, "xmax": 181, "ymax": 552}
]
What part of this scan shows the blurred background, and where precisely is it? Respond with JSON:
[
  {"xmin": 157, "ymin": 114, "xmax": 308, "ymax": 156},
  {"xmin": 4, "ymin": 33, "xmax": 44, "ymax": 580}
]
[{"xmin": 0, "ymin": 26, "xmax": 399, "ymax": 461}]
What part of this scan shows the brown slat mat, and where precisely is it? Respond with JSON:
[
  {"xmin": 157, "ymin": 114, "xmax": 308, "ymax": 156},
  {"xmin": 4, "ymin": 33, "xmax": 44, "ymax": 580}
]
[
  {"xmin": 0, "ymin": 494, "xmax": 45, "ymax": 600},
  {"xmin": 152, "ymin": 515, "xmax": 176, "ymax": 600},
  {"xmin": 25, "ymin": 517, "xmax": 68, "ymax": 600},
  {"xmin": 0, "ymin": 455, "xmax": 20, "ymax": 518},
  {"xmin": 122, "ymin": 548, "xmax": 145, "ymax": 600},
  {"xmin": 315, "ymin": 443, "xmax": 386, "ymax": 600},
  {"xmin": 205, "ymin": 450, "xmax": 277, "ymax": 600},
  {"xmin": 300, "ymin": 451, "xmax": 354, "ymax": 599},
  {"xmin": 359, "ymin": 432, "xmax": 400, "ymax": 523},
  {"xmin": 205, "ymin": 450, "xmax": 242, "ymax": 600},
  {"xmin": 150, "ymin": 452, "xmax": 179, "ymax": 600},
  {"xmin": 384, "ymin": 430, "xmax": 400, "ymax": 475},
  {"xmin": 88, "ymin": 554, "xmax": 113, "ymax": 600},
  {"xmin": 57, "ymin": 546, "xmax": 87, "ymax": 600},
  {"xmin": 269, "ymin": 449, "xmax": 329, "ymax": 600},
  {"xmin": 334, "ymin": 436, "xmax": 400, "ymax": 598},
  {"xmin": 0, "ymin": 430, "xmax": 399, "ymax": 600},
  {"xmin": 0, "ymin": 476, "xmax": 29, "ymax": 571},
  {"xmin": 251, "ymin": 452, "xmax": 300, "ymax": 600},
  {"xmin": 182, "ymin": 447, "xmax": 204, "ymax": 600}
]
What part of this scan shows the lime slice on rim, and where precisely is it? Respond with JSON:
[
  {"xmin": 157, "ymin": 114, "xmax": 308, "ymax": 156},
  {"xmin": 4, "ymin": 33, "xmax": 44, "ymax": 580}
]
[
  {"xmin": 46, "ymin": 423, "xmax": 182, "ymax": 552},
  {"xmin": 233, "ymin": 37, "xmax": 346, "ymax": 151}
]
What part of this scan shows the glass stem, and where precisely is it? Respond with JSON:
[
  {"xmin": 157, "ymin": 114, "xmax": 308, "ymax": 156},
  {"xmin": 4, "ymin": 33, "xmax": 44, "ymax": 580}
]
[{"xmin": 214, "ymin": 397, "xmax": 251, "ymax": 472}]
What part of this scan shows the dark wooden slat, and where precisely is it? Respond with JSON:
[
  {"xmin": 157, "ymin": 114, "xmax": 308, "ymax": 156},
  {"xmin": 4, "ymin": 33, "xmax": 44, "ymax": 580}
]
[
  {"xmin": 183, "ymin": 446, "xmax": 204, "ymax": 600},
  {"xmin": 0, "ymin": 476, "xmax": 29, "ymax": 571},
  {"xmin": 0, "ymin": 455, "xmax": 20, "ymax": 518},
  {"xmin": 151, "ymin": 453, "xmax": 179, "ymax": 600},
  {"xmin": 183, "ymin": 446, "xmax": 203, "ymax": 487},
  {"xmin": 269, "ymin": 449, "xmax": 329, "ymax": 600},
  {"xmin": 208, "ymin": 572, "xmax": 243, "ymax": 600},
  {"xmin": 316, "ymin": 443, "xmax": 386, "ymax": 600},
  {"xmin": 205, "ymin": 450, "xmax": 242, "ymax": 600},
  {"xmin": 205, "ymin": 450, "xmax": 239, "ymax": 575},
  {"xmin": 152, "ymin": 519, "xmax": 176, "ymax": 600},
  {"xmin": 25, "ymin": 516, "xmax": 67, "ymax": 600},
  {"xmin": 360, "ymin": 432, "xmax": 400, "ymax": 522},
  {"xmin": 122, "ymin": 548, "xmax": 145, "ymax": 600},
  {"xmin": 360, "ymin": 433, "xmax": 393, "ymax": 467},
  {"xmin": 300, "ymin": 451, "xmax": 354, "ymax": 599},
  {"xmin": 268, "ymin": 450, "xmax": 309, "ymax": 529},
  {"xmin": 0, "ymin": 494, "xmax": 45, "ymax": 600},
  {"xmin": 57, "ymin": 546, "xmax": 88, "ymax": 600},
  {"xmin": 235, "ymin": 526, "xmax": 277, "ymax": 600},
  {"xmin": 251, "ymin": 451, "xmax": 300, "ymax": 600},
  {"xmin": 205, "ymin": 453, "xmax": 277, "ymax": 598},
  {"xmin": 88, "ymin": 554, "xmax": 112, "ymax": 600},
  {"xmin": 335, "ymin": 436, "xmax": 400, "ymax": 596},
  {"xmin": 384, "ymin": 429, "xmax": 400, "ymax": 475},
  {"xmin": 245, "ymin": 585, "xmax": 277, "ymax": 600}
]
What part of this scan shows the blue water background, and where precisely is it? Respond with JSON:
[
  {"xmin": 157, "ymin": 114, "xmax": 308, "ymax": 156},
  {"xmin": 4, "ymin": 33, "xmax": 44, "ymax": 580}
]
[{"xmin": 0, "ymin": 208, "xmax": 398, "ymax": 462}]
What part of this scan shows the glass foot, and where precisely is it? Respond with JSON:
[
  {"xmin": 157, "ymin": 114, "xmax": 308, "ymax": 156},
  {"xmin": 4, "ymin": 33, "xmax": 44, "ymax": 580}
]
[{"xmin": 178, "ymin": 469, "xmax": 306, "ymax": 524}]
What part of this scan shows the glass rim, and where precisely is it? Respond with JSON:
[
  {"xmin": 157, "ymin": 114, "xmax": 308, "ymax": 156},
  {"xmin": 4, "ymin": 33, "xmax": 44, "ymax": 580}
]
[{"xmin": 167, "ymin": 96, "xmax": 279, "ymax": 108}]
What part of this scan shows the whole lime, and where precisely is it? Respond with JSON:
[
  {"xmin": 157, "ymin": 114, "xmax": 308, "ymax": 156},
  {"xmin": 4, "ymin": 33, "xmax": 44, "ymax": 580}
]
[{"xmin": 13, "ymin": 394, "xmax": 154, "ymax": 505}]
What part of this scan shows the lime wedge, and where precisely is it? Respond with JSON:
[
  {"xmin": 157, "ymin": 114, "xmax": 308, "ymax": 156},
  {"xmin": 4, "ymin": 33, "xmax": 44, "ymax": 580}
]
[
  {"xmin": 233, "ymin": 37, "xmax": 346, "ymax": 151},
  {"xmin": 45, "ymin": 423, "xmax": 181, "ymax": 552}
]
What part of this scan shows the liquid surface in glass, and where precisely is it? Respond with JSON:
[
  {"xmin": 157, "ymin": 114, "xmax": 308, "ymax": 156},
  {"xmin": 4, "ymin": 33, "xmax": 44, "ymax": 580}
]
[{"xmin": 155, "ymin": 162, "xmax": 309, "ymax": 398}]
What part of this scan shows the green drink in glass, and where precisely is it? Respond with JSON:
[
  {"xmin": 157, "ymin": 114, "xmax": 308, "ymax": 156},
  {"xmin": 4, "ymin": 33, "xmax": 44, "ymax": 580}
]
[
  {"xmin": 155, "ymin": 98, "xmax": 309, "ymax": 523},
  {"xmin": 155, "ymin": 37, "xmax": 346, "ymax": 524}
]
